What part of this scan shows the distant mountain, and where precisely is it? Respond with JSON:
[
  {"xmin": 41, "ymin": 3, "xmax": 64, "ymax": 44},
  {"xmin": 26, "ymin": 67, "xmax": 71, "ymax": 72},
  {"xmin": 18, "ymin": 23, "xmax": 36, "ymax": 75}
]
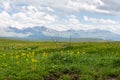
[
  {"xmin": 8, "ymin": 26, "xmax": 120, "ymax": 41},
  {"xmin": 60, "ymin": 29, "xmax": 120, "ymax": 41},
  {"xmin": 9, "ymin": 26, "xmax": 57, "ymax": 40}
]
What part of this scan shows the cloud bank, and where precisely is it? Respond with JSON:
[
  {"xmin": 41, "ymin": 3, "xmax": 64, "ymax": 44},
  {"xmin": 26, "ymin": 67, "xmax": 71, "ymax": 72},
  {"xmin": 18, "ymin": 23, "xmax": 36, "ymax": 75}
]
[{"xmin": 0, "ymin": 0, "xmax": 120, "ymax": 37}]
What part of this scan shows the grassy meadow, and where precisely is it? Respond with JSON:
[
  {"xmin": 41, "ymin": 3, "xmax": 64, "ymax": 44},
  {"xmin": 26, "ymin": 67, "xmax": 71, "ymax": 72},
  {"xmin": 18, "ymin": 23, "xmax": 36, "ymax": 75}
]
[{"xmin": 0, "ymin": 38, "xmax": 120, "ymax": 80}]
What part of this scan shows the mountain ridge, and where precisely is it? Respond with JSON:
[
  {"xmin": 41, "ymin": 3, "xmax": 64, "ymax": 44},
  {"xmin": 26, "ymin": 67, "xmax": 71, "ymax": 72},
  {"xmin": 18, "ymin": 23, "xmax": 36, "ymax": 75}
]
[{"xmin": 7, "ymin": 26, "xmax": 120, "ymax": 41}]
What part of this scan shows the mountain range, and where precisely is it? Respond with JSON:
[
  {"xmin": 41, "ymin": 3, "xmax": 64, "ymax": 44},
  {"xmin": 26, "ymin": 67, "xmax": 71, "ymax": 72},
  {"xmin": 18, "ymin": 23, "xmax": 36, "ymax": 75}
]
[{"xmin": 5, "ymin": 26, "xmax": 120, "ymax": 41}]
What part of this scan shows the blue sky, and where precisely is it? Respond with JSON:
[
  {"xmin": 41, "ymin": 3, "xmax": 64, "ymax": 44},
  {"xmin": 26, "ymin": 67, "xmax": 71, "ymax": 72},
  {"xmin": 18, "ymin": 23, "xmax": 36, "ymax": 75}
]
[{"xmin": 0, "ymin": 0, "xmax": 120, "ymax": 37}]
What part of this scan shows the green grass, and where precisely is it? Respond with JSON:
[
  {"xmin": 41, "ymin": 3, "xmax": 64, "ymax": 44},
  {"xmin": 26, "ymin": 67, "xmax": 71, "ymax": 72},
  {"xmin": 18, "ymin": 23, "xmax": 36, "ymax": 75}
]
[{"xmin": 0, "ymin": 38, "xmax": 120, "ymax": 80}]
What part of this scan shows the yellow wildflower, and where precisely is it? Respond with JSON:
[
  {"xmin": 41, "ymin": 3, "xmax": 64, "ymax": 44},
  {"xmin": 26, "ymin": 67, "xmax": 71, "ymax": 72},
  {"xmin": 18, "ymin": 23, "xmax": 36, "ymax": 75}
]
[{"xmin": 32, "ymin": 58, "xmax": 38, "ymax": 63}]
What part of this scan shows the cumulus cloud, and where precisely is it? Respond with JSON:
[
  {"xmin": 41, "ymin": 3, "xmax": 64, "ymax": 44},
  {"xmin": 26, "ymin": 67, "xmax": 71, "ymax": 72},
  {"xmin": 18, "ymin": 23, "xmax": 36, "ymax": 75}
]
[
  {"xmin": 0, "ymin": 0, "xmax": 120, "ymax": 37},
  {"xmin": 67, "ymin": 0, "xmax": 109, "ymax": 14},
  {"xmin": 1, "ymin": 0, "xmax": 120, "ymax": 15},
  {"xmin": 12, "ymin": 0, "xmax": 109, "ymax": 14},
  {"xmin": 0, "ymin": 5, "xmax": 57, "ymax": 29},
  {"xmin": 83, "ymin": 16, "xmax": 120, "ymax": 34},
  {"xmin": 84, "ymin": 16, "xmax": 119, "ymax": 25},
  {"xmin": 98, "ymin": 0, "xmax": 120, "ymax": 15},
  {"xmin": 49, "ymin": 15, "xmax": 98, "ymax": 31}
]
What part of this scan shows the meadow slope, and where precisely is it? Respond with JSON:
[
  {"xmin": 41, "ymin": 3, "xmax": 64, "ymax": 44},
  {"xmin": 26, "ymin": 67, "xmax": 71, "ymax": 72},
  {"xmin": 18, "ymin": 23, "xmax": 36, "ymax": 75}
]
[{"xmin": 0, "ymin": 38, "xmax": 120, "ymax": 80}]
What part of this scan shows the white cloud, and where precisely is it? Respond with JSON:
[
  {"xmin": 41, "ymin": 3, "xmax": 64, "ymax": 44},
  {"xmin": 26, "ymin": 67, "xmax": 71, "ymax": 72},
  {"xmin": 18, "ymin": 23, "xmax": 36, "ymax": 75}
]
[
  {"xmin": 99, "ymin": 0, "xmax": 120, "ymax": 15},
  {"xmin": 67, "ymin": 0, "xmax": 109, "ymax": 13},
  {"xmin": 3, "ymin": 2, "xmax": 9, "ymax": 10},
  {"xmin": 83, "ymin": 16, "xmax": 120, "ymax": 34},
  {"xmin": 51, "ymin": 15, "xmax": 96, "ymax": 31},
  {"xmin": 0, "ymin": 0, "xmax": 120, "ymax": 37},
  {"xmin": 0, "ymin": 5, "xmax": 57, "ymax": 29},
  {"xmin": 84, "ymin": 16, "xmax": 119, "ymax": 25},
  {"xmin": 46, "ymin": 7, "xmax": 55, "ymax": 12},
  {"xmin": 0, "ymin": 11, "xmax": 11, "ymax": 27},
  {"xmin": 10, "ymin": 0, "xmax": 109, "ymax": 14},
  {"xmin": 1, "ymin": 0, "xmax": 120, "ymax": 15}
]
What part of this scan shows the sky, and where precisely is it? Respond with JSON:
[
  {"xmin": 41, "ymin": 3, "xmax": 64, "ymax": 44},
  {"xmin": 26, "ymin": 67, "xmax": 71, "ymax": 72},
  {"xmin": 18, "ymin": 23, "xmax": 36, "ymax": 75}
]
[{"xmin": 0, "ymin": 0, "xmax": 120, "ymax": 37}]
